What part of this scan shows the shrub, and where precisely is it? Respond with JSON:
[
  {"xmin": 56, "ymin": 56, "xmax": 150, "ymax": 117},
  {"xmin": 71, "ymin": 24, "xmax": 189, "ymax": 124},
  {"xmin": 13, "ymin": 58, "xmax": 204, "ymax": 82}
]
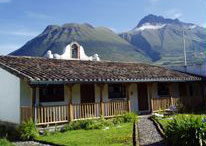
[
  {"xmin": 112, "ymin": 113, "xmax": 138, "ymax": 125},
  {"xmin": 64, "ymin": 119, "xmax": 106, "ymax": 131},
  {"xmin": 63, "ymin": 113, "xmax": 137, "ymax": 132},
  {"xmin": 43, "ymin": 129, "xmax": 50, "ymax": 136},
  {"xmin": 122, "ymin": 113, "xmax": 138, "ymax": 123},
  {"xmin": 98, "ymin": 117, "xmax": 113, "ymax": 127},
  {"xmin": 0, "ymin": 138, "xmax": 13, "ymax": 146},
  {"xmin": 165, "ymin": 115, "xmax": 206, "ymax": 146},
  {"xmin": 18, "ymin": 119, "xmax": 39, "ymax": 141},
  {"xmin": 112, "ymin": 116, "xmax": 125, "ymax": 125}
]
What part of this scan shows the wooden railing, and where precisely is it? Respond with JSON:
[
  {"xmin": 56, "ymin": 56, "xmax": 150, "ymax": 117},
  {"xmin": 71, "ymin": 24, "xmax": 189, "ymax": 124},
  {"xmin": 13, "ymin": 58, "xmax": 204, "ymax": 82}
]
[
  {"xmin": 21, "ymin": 106, "xmax": 32, "ymax": 123},
  {"xmin": 21, "ymin": 100, "xmax": 128, "ymax": 125},
  {"xmin": 36, "ymin": 105, "xmax": 68, "ymax": 125},
  {"xmin": 104, "ymin": 101, "xmax": 128, "ymax": 117},
  {"xmin": 151, "ymin": 97, "xmax": 179, "ymax": 112},
  {"xmin": 73, "ymin": 103, "xmax": 100, "ymax": 120}
]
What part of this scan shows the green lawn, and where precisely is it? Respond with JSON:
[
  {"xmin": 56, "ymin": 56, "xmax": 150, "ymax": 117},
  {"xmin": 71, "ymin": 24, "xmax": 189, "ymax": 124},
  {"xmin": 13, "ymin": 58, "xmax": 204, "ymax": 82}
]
[
  {"xmin": 37, "ymin": 123, "xmax": 133, "ymax": 146},
  {"xmin": 0, "ymin": 139, "xmax": 13, "ymax": 146}
]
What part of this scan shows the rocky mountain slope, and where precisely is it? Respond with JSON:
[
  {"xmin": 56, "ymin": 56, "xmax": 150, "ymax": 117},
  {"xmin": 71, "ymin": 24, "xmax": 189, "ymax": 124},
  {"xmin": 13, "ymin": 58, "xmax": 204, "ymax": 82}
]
[{"xmin": 120, "ymin": 14, "xmax": 206, "ymax": 65}]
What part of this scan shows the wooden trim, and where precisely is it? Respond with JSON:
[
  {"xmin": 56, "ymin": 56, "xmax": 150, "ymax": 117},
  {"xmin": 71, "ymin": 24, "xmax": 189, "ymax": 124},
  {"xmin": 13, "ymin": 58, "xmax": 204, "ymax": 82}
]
[
  {"xmin": 168, "ymin": 83, "xmax": 173, "ymax": 105},
  {"xmin": 31, "ymin": 87, "xmax": 36, "ymax": 122},
  {"xmin": 126, "ymin": 84, "xmax": 131, "ymax": 112},
  {"xmin": 148, "ymin": 82, "xmax": 154, "ymax": 112},
  {"xmin": 99, "ymin": 84, "xmax": 105, "ymax": 116},
  {"xmin": 67, "ymin": 84, "xmax": 73, "ymax": 121}
]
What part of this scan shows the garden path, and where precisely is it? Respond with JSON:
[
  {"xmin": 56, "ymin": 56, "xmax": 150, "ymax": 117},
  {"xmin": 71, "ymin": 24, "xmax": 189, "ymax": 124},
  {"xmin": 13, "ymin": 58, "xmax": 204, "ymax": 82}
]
[
  {"xmin": 138, "ymin": 115, "xmax": 165, "ymax": 146},
  {"xmin": 14, "ymin": 141, "xmax": 50, "ymax": 146}
]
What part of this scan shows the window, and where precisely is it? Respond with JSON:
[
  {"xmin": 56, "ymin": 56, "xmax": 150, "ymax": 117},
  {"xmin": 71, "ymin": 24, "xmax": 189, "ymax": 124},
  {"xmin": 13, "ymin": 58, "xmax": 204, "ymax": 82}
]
[
  {"xmin": 39, "ymin": 85, "xmax": 64, "ymax": 102},
  {"xmin": 71, "ymin": 44, "xmax": 78, "ymax": 58},
  {"xmin": 108, "ymin": 84, "xmax": 126, "ymax": 99},
  {"xmin": 179, "ymin": 83, "xmax": 188, "ymax": 96},
  {"xmin": 157, "ymin": 83, "xmax": 169, "ymax": 97}
]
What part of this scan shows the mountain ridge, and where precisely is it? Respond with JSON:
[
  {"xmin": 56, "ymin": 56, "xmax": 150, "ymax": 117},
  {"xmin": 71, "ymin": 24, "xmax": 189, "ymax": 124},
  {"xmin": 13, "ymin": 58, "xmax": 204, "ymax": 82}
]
[
  {"xmin": 10, "ymin": 23, "xmax": 150, "ymax": 63},
  {"xmin": 10, "ymin": 14, "xmax": 206, "ymax": 65}
]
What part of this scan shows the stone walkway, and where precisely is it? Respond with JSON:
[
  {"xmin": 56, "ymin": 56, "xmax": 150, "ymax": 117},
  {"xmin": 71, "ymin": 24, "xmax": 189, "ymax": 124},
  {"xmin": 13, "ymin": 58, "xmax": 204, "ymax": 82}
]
[
  {"xmin": 138, "ymin": 115, "xmax": 165, "ymax": 146},
  {"xmin": 13, "ymin": 141, "xmax": 51, "ymax": 146}
]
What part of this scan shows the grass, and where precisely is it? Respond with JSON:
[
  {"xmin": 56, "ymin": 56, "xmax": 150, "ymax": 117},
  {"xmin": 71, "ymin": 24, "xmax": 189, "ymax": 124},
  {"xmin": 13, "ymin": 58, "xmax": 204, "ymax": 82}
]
[
  {"xmin": 36, "ymin": 123, "xmax": 133, "ymax": 146},
  {"xmin": 0, "ymin": 138, "xmax": 13, "ymax": 146}
]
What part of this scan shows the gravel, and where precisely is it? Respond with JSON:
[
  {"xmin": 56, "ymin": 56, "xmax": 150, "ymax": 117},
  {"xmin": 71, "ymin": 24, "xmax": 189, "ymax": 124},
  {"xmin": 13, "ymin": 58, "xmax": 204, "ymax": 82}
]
[
  {"xmin": 138, "ymin": 115, "xmax": 165, "ymax": 146},
  {"xmin": 13, "ymin": 141, "xmax": 51, "ymax": 146}
]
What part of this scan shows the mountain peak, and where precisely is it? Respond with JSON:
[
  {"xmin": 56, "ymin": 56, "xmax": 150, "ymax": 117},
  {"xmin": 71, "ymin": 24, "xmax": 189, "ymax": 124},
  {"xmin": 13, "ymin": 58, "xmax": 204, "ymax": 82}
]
[
  {"xmin": 43, "ymin": 25, "xmax": 61, "ymax": 33},
  {"xmin": 137, "ymin": 14, "xmax": 181, "ymax": 28}
]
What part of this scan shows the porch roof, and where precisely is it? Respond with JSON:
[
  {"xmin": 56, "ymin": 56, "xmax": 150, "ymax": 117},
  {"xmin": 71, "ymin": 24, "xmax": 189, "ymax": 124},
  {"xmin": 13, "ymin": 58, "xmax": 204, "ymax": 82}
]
[{"xmin": 0, "ymin": 55, "xmax": 201, "ymax": 84}]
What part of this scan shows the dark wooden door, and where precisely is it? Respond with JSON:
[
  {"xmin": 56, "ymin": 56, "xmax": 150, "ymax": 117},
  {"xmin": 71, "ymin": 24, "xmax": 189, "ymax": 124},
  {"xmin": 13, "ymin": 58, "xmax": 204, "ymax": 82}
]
[
  {"xmin": 81, "ymin": 84, "xmax": 95, "ymax": 103},
  {"xmin": 138, "ymin": 83, "xmax": 149, "ymax": 111}
]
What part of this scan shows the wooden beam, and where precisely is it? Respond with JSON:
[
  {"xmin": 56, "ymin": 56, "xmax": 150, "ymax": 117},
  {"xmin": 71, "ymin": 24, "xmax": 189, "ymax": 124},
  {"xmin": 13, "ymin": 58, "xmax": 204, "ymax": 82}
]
[
  {"xmin": 99, "ymin": 84, "xmax": 105, "ymax": 117},
  {"xmin": 168, "ymin": 83, "xmax": 173, "ymax": 106},
  {"xmin": 126, "ymin": 84, "xmax": 131, "ymax": 112},
  {"xmin": 67, "ymin": 84, "xmax": 74, "ymax": 121},
  {"xmin": 31, "ymin": 87, "xmax": 36, "ymax": 122},
  {"xmin": 148, "ymin": 82, "xmax": 154, "ymax": 113}
]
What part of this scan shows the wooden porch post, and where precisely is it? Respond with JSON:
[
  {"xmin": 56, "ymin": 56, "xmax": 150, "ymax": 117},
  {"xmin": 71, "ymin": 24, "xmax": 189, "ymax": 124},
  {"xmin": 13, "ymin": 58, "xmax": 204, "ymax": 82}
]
[
  {"xmin": 126, "ymin": 84, "xmax": 131, "ymax": 112},
  {"xmin": 67, "ymin": 84, "xmax": 73, "ymax": 121},
  {"xmin": 148, "ymin": 83, "xmax": 154, "ymax": 112},
  {"xmin": 99, "ymin": 84, "xmax": 105, "ymax": 117},
  {"xmin": 168, "ymin": 83, "xmax": 173, "ymax": 106},
  {"xmin": 31, "ymin": 86, "xmax": 36, "ymax": 122}
]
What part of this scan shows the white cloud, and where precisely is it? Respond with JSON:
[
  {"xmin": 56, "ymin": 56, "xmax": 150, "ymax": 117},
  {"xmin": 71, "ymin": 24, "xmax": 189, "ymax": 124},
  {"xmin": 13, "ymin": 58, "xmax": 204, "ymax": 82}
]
[
  {"xmin": 166, "ymin": 9, "xmax": 183, "ymax": 19},
  {"xmin": 0, "ymin": 0, "xmax": 11, "ymax": 3},
  {"xmin": 135, "ymin": 23, "xmax": 166, "ymax": 31},
  {"xmin": 25, "ymin": 11, "xmax": 53, "ymax": 20},
  {"xmin": 0, "ymin": 30, "xmax": 39, "ymax": 37}
]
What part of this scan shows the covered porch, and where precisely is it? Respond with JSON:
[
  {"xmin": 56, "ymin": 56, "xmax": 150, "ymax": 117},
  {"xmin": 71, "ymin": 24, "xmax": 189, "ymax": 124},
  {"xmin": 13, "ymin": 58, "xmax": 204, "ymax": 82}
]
[
  {"xmin": 20, "ymin": 81, "xmax": 204, "ymax": 126},
  {"xmin": 21, "ymin": 83, "xmax": 132, "ymax": 126}
]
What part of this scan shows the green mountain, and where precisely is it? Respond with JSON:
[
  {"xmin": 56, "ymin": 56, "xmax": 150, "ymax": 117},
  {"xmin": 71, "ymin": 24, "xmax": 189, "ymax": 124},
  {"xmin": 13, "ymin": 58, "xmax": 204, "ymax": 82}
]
[
  {"xmin": 10, "ymin": 23, "xmax": 150, "ymax": 62},
  {"xmin": 10, "ymin": 15, "xmax": 206, "ymax": 65}
]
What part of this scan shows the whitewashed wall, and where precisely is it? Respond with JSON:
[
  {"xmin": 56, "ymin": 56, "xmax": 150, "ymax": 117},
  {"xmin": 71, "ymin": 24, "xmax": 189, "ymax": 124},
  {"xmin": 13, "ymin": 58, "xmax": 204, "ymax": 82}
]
[
  {"xmin": 130, "ymin": 83, "xmax": 138, "ymax": 113},
  {"xmin": 20, "ymin": 80, "xmax": 32, "ymax": 106},
  {"xmin": 72, "ymin": 84, "xmax": 81, "ymax": 104},
  {"xmin": 0, "ymin": 68, "xmax": 20, "ymax": 124},
  {"xmin": 95, "ymin": 84, "xmax": 109, "ymax": 103}
]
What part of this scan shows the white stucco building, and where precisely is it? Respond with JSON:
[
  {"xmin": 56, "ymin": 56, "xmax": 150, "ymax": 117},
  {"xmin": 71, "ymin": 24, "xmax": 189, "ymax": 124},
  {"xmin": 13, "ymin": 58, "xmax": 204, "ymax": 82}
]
[
  {"xmin": 0, "ymin": 55, "xmax": 204, "ymax": 126},
  {"xmin": 44, "ymin": 42, "xmax": 100, "ymax": 61}
]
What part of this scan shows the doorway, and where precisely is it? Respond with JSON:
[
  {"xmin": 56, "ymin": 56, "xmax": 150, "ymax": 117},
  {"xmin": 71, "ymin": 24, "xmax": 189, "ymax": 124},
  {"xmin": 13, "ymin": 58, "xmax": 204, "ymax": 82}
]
[
  {"xmin": 138, "ymin": 83, "xmax": 149, "ymax": 111},
  {"xmin": 80, "ymin": 84, "xmax": 95, "ymax": 103}
]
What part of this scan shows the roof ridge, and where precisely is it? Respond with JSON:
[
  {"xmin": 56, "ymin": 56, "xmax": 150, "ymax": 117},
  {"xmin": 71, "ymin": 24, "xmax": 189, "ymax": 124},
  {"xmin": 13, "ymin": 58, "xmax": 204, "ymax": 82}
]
[{"xmin": 0, "ymin": 55, "xmax": 158, "ymax": 66}]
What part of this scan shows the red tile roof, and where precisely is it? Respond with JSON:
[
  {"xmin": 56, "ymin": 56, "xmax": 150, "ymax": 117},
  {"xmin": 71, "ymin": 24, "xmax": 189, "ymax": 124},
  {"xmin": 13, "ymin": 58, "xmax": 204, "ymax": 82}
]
[{"xmin": 0, "ymin": 55, "xmax": 201, "ymax": 84}]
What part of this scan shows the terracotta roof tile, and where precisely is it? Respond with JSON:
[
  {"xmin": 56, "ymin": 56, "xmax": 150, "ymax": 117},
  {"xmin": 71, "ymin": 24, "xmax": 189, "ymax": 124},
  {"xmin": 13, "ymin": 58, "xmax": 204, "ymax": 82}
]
[{"xmin": 0, "ymin": 55, "xmax": 201, "ymax": 83}]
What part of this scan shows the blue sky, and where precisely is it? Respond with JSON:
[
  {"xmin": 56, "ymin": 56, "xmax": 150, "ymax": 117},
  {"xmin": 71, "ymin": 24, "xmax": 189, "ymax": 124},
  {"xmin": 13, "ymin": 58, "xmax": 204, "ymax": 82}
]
[{"xmin": 0, "ymin": 0, "xmax": 205, "ymax": 55}]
